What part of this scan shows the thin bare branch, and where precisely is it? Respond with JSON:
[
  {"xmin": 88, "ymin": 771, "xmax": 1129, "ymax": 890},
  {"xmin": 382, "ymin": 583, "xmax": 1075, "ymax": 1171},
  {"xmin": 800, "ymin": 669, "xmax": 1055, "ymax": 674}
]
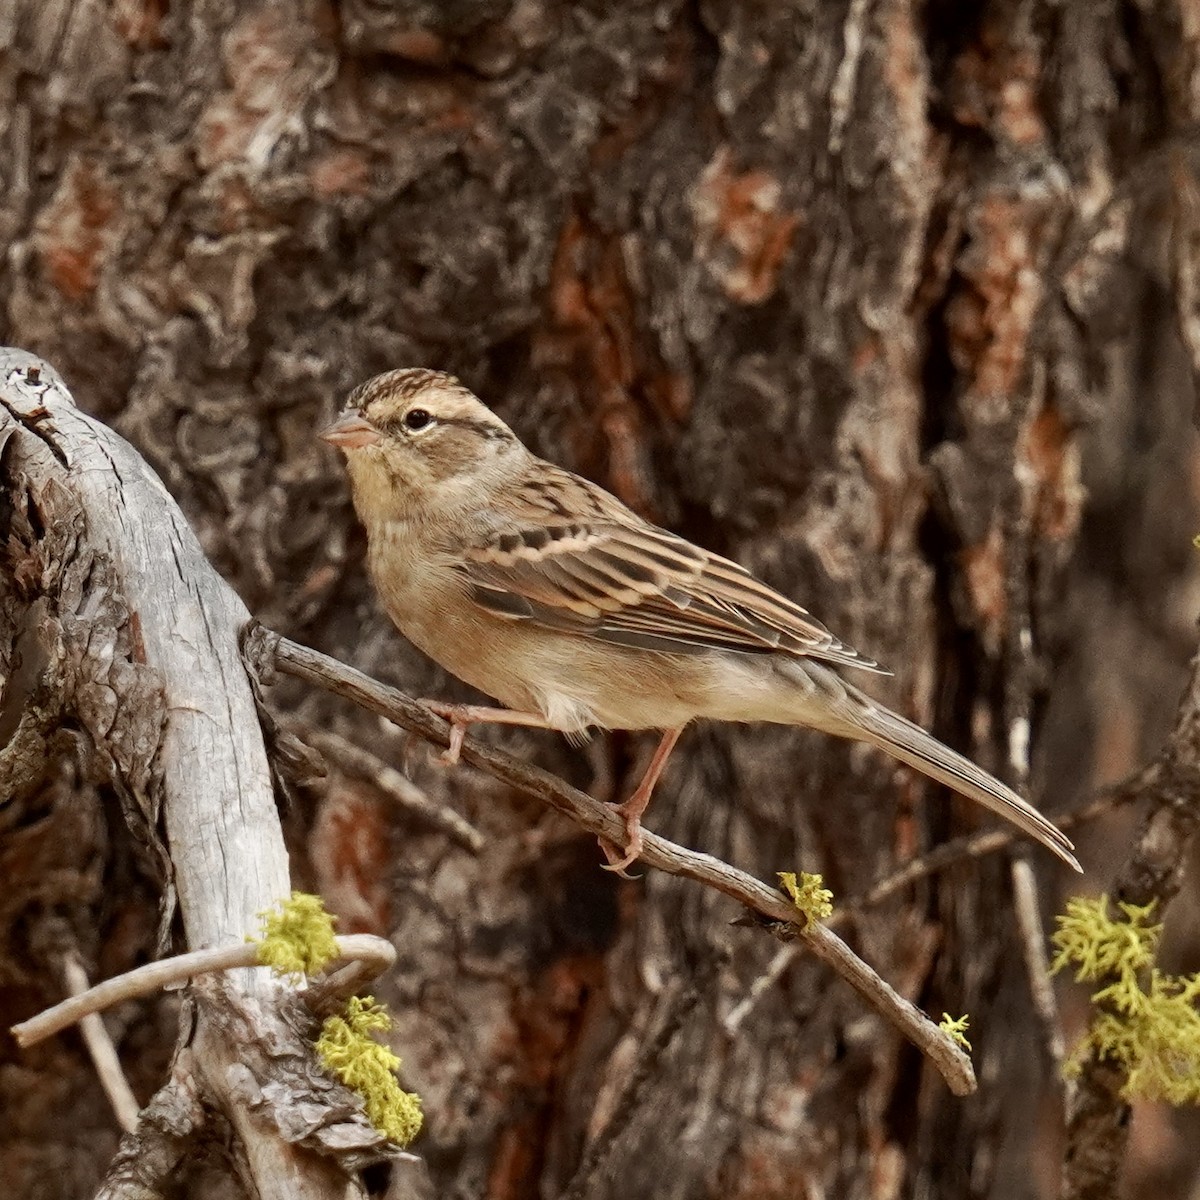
[
  {"xmin": 1010, "ymin": 860, "xmax": 1068, "ymax": 1085},
  {"xmin": 14, "ymin": 934, "xmax": 396, "ymax": 1049},
  {"xmin": 838, "ymin": 784, "xmax": 1136, "ymax": 918},
  {"xmin": 253, "ymin": 629, "xmax": 977, "ymax": 1096},
  {"xmin": 293, "ymin": 721, "xmax": 485, "ymax": 853},
  {"xmin": 721, "ymin": 786, "xmax": 1130, "ymax": 1034},
  {"xmin": 60, "ymin": 952, "xmax": 142, "ymax": 1133},
  {"xmin": 722, "ymin": 944, "xmax": 800, "ymax": 1036},
  {"xmin": 1063, "ymin": 645, "xmax": 1200, "ymax": 1200}
]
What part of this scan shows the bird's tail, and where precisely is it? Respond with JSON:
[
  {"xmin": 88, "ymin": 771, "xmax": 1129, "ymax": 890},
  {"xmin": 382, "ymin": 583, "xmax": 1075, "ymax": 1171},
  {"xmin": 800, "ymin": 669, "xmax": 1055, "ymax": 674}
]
[{"xmin": 850, "ymin": 695, "xmax": 1079, "ymax": 871}]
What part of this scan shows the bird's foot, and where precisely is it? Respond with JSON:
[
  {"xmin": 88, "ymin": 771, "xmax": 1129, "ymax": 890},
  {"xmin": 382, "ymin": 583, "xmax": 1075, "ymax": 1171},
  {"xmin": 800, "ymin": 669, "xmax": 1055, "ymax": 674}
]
[
  {"xmin": 417, "ymin": 701, "xmax": 553, "ymax": 766},
  {"xmin": 598, "ymin": 802, "xmax": 646, "ymax": 878},
  {"xmin": 417, "ymin": 700, "xmax": 472, "ymax": 766}
]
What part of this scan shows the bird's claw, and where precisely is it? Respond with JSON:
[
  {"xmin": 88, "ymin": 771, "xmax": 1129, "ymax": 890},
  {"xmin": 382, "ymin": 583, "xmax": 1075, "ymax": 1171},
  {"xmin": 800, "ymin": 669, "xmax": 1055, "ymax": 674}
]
[
  {"xmin": 418, "ymin": 699, "xmax": 468, "ymax": 766},
  {"xmin": 598, "ymin": 809, "xmax": 645, "ymax": 878}
]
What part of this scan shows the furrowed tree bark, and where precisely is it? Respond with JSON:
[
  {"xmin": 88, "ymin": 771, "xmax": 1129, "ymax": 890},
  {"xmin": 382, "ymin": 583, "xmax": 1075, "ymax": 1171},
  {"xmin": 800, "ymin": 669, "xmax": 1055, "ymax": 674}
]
[
  {"xmin": 0, "ymin": 351, "xmax": 394, "ymax": 1199},
  {"xmin": 3, "ymin": 1, "xmax": 1200, "ymax": 1199}
]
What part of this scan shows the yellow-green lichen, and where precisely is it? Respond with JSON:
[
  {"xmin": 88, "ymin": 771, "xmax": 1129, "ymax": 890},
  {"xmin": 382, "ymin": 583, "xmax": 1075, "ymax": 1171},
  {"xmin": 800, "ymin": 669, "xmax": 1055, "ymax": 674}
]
[
  {"xmin": 1052, "ymin": 895, "xmax": 1200, "ymax": 1104},
  {"xmin": 779, "ymin": 871, "xmax": 834, "ymax": 923},
  {"xmin": 939, "ymin": 1012, "xmax": 972, "ymax": 1051},
  {"xmin": 254, "ymin": 892, "xmax": 340, "ymax": 980},
  {"xmin": 317, "ymin": 996, "xmax": 423, "ymax": 1146},
  {"xmin": 1051, "ymin": 895, "xmax": 1159, "ymax": 982}
]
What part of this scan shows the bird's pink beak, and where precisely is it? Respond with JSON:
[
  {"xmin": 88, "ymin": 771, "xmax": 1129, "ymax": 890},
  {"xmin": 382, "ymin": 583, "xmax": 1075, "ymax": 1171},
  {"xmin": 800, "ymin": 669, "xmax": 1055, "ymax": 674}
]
[{"xmin": 320, "ymin": 411, "xmax": 382, "ymax": 449}]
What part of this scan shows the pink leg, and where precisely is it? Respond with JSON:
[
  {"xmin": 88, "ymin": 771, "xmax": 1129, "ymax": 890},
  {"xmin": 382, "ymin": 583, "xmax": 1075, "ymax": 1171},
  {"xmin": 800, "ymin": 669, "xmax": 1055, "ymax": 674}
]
[
  {"xmin": 420, "ymin": 701, "xmax": 553, "ymax": 765},
  {"xmin": 601, "ymin": 727, "xmax": 684, "ymax": 876}
]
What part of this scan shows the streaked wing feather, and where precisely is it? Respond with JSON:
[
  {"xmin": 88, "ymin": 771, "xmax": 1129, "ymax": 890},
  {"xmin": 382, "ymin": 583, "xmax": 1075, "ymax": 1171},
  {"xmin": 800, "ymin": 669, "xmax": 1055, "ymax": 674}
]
[{"xmin": 459, "ymin": 469, "xmax": 886, "ymax": 673}]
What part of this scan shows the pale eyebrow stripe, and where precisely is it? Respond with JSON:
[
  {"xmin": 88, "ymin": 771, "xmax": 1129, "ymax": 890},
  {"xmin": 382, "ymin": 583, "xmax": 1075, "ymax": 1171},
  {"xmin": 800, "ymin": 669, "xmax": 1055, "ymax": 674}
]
[{"xmin": 435, "ymin": 416, "xmax": 514, "ymax": 442}]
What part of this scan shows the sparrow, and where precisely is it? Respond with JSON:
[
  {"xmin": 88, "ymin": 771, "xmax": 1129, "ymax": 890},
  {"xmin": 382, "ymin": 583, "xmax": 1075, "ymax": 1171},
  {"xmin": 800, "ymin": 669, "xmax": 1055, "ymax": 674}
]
[{"xmin": 321, "ymin": 368, "xmax": 1079, "ymax": 875}]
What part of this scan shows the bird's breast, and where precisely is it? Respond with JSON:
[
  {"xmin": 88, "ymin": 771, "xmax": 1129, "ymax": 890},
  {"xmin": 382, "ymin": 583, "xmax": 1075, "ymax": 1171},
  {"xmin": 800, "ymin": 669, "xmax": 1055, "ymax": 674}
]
[{"xmin": 365, "ymin": 524, "xmax": 545, "ymax": 711}]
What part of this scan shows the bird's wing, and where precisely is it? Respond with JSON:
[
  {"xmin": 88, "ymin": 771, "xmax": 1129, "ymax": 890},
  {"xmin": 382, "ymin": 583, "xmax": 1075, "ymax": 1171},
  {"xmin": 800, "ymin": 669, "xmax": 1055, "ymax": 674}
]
[{"xmin": 455, "ymin": 467, "xmax": 886, "ymax": 673}]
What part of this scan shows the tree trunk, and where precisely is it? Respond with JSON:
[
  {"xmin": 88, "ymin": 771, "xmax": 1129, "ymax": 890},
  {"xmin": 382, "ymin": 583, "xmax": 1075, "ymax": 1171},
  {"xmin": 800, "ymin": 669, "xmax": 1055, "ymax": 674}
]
[{"xmin": 1, "ymin": 1, "xmax": 1197, "ymax": 1197}]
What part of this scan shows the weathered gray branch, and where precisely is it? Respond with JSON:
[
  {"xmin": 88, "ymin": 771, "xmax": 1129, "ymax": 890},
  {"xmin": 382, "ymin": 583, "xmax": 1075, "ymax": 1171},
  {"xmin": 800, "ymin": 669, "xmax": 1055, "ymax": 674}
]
[
  {"xmin": 14, "ymin": 934, "xmax": 397, "ymax": 1047},
  {"xmin": 60, "ymin": 951, "xmax": 142, "ymax": 1133},
  {"xmin": 252, "ymin": 629, "xmax": 978, "ymax": 1096},
  {"xmin": 0, "ymin": 350, "xmax": 392, "ymax": 1198}
]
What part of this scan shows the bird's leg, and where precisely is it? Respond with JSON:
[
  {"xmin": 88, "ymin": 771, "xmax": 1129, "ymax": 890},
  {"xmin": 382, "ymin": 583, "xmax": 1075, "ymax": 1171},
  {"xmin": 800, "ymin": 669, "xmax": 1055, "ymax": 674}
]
[
  {"xmin": 418, "ymin": 701, "xmax": 553, "ymax": 766},
  {"xmin": 600, "ymin": 727, "xmax": 684, "ymax": 877}
]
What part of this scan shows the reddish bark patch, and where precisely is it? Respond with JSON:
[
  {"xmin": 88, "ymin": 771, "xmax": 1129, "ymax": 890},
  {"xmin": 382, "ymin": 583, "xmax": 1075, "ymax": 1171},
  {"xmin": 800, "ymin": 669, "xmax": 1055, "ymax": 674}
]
[
  {"xmin": 112, "ymin": 0, "xmax": 169, "ymax": 49},
  {"xmin": 847, "ymin": 334, "xmax": 926, "ymax": 552},
  {"xmin": 947, "ymin": 193, "xmax": 1044, "ymax": 402},
  {"xmin": 852, "ymin": 335, "xmax": 882, "ymax": 375},
  {"xmin": 960, "ymin": 524, "xmax": 1007, "ymax": 650},
  {"xmin": 723, "ymin": 1130, "xmax": 819, "ymax": 1200},
  {"xmin": 378, "ymin": 28, "xmax": 448, "ymax": 65},
  {"xmin": 485, "ymin": 954, "xmax": 606, "ymax": 1200},
  {"xmin": 1021, "ymin": 403, "xmax": 1083, "ymax": 543},
  {"xmin": 196, "ymin": 10, "xmax": 313, "ymax": 168},
  {"xmin": 310, "ymin": 779, "xmax": 393, "ymax": 935},
  {"xmin": 486, "ymin": 1120, "xmax": 540, "ymax": 1200},
  {"xmin": 538, "ymin": 213, "xmax": 670, "ymax": 514},
  {"xmin": 951, "ymin": 35, "xmax": 1046, "ymax": 148},
  {"xmin": 692, "ymin": 146, "xmax": 801, "ymax": 305},
  {"xmin": 309, "ymin": 149, "xmax": 372, "ymax": 199},
  {"xmin": 33, "ymin": 159, "xmax": 120, "ymax": 302}
]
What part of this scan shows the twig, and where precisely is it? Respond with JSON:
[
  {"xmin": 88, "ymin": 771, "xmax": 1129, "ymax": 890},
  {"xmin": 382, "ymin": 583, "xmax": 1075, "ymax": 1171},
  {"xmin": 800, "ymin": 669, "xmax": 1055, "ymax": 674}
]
[
  {"xmin": 253, "ymin": 630, "xmax": 977, "ymax": 1096},
  {"xmin": 1010, "ymin": 859, "xmax": 1068, "ymax": 1085},
  {"xmin": 1063, "ymin": 645, "xmax": 1200, "ymax": 1200},
  {"xmin": 836, "ymin": 785, "xmax": 1135, "ymax": 919},
  {"xmin": 722, "ymin": 944, "xmax": 801, "ymax": 1035},
  {"xmin": 292, "ymin": 721, "xmax": 485, "ymax": 853},
  {"xmin": 60, "ymin": 952, "xmax": 142, "ymax": 1132},
  {"xmin": 13, "ymin": 934, "xmax": 396, "ymax": 1048},
  {"xmin": 721, "ymin": 788, "xmax": 1128, "ymax": 1034}
]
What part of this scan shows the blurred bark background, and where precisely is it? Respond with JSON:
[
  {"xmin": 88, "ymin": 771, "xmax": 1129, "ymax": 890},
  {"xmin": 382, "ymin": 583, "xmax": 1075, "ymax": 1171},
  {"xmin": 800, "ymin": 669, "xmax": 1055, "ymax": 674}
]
[{"xmin": 1, "ymin": 1, "xmax": 1198, "ymax": 1197}]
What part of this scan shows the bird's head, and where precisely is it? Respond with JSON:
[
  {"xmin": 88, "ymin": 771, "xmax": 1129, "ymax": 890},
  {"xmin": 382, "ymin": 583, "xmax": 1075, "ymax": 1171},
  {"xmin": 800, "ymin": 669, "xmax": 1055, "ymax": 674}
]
[{"xmin": 321, "ymin": 369, "xmax": 523, "ymax": 524}]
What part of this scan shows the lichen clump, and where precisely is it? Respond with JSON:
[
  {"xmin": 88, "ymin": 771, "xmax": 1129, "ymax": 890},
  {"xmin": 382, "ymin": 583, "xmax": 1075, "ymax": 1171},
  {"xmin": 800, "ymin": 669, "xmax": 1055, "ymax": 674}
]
[
  {"xmin": 254, "ymin": 891, "xmax": 340, "ymax": 980},
  {"xmin": 939, "ymin": 1013, "xmax": 972, "ymax": 1051},
  {"xmin": 779, "ymin": 871, "xmax": 834, "ymax": 923},
  {"xmin": 1052, "ymin": 895, "xmax": 1200, "ymax": 1104},
  {"xmin": 317, "ymin": 996, "xmax": 424, "ymax": 1146}
]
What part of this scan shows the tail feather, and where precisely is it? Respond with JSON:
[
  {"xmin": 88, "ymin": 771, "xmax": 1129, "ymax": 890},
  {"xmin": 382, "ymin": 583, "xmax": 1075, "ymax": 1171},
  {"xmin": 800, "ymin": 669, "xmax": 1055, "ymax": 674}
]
[{"xmin": 854, "ymin": 701, "xmax": 1080, "ymax": 872}]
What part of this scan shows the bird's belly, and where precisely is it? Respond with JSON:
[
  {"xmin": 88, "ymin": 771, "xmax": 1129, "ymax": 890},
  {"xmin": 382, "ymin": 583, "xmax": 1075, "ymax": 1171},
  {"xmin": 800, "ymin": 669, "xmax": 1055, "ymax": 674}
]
[
  {"xmin": 374, "ymin": 575, "xmax": 710, "ymax": 733},
  {"xmin": 366, "ymin": 541, "xmax": 802, "ymax": 733},
  {"xmin": 435, "ymin": 623, "xmax": 705, "ymax": 732}
]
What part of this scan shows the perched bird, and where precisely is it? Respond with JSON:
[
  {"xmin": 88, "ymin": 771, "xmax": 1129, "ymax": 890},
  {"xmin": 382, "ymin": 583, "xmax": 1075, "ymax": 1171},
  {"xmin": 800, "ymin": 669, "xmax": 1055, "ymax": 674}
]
[{"xmin": 321, "ymin": 369, "xmax": 1079, "ymax": 874}]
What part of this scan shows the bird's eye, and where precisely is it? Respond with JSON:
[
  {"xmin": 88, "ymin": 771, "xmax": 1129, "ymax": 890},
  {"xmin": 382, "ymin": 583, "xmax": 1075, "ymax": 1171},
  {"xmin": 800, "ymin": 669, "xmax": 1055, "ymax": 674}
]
[{"xmin": 404, "ymin": 408, "xmax": 432, "ymax": 431}]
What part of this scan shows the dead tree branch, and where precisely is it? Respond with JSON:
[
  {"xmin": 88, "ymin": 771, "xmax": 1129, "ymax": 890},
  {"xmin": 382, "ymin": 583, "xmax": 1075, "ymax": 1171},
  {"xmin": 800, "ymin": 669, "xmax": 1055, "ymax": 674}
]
[
  {"xmin": 294, "ymin": 721, "xmax": 485, "ymax": 853},
  {"xmin": 0, "ymin": 350, "xmax": 394, "ymax": 1197},
  {"xmin": 15, "ymin": 934, "xmax": 397, "ymax": 1048},
  {"xmin": 1062, "ymin": 647, "xmax": 1200, "ymax": 1200},
  {"xmin": 251, "ymin": 629, "xmax": 978, "ymax": 1096}
]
